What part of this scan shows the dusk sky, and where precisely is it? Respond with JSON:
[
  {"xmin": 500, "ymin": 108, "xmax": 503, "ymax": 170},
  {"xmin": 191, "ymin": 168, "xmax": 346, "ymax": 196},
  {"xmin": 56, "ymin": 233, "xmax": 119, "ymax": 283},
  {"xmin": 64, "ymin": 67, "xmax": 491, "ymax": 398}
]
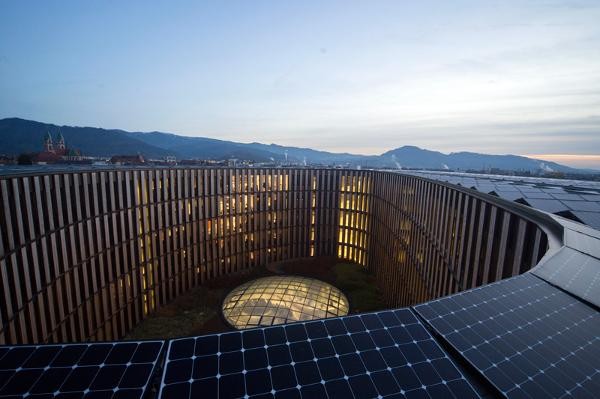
[{"xmin": 1, "ymin": 1, "xmax": 599, "ymax": 168}]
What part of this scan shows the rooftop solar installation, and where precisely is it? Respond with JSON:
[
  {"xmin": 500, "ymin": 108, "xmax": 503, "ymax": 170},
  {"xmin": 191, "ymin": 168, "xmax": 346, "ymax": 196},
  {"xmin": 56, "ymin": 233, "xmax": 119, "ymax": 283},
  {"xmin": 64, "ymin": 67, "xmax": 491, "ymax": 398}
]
[
  {"xmin": 414, "ymin": 274, "xmax": 600, "ymax": 399},
  {"xmin": 408, "ymin": 171, "xmax": 600, "ymax": 231},
  {"xmin": 0, "ymin": 340, "xmax": 165, "ymax": 398},
  {"xmin": 159, "ymin": 309, "xmax": 480, "ymax": 399}
]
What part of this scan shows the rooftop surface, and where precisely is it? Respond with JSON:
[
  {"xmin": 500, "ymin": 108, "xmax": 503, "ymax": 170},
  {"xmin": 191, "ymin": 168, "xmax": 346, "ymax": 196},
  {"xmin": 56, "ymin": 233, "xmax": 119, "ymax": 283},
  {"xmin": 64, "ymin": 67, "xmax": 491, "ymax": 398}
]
[
  {"xmin": 0, "ymin": 169, "xmax": 598, "ymax": 398},
  {"xmin": 408, "ymin": 170, "xmax": 600, "ymax": 230}
]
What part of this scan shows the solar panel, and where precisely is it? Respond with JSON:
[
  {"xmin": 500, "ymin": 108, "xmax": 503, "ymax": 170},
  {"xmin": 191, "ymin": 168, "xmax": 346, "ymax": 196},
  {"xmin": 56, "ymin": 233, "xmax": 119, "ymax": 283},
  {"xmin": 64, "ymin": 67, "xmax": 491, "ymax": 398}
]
[
  {"xmin": 520, "ymin": 198, "xmax": 569, "ymax": 214},
  {"xmin": 495, "ymin": 191, "xmax": 524, "ymax": 202},
  {"xmin": 561, "ymin": 200, "xmax": 600, "ymax": 212},
  {"xmin": 515, "ymin": 186, "xmax": 542, "ymax": 193},
  {"xmin": 551, "ymin": 193, "xmax": 584, "ymax": 201},
  {"xmin": 522, "ymin": 192, "xmax": 553, "ymax": 199},
  {"xmin": 159, "ymin": 309, "xmax": 480, "ymax": 398},
  {"xmin": 532, "ymin": 247, "xmax": 600, "ymax": 308},
  {"xmin": 0, "ymin": 340, "xmax": 165, "ymax": 398},
  {"xmin": 561, "ymin": 211, "xmax": 600, "ymax": 242},
  {"xmin": 414, "ymin": 274, "xmax": 600, "ymax": 399},
  {"xmin": 495, "ymin": 185, "xmax": 520, "ymax": 192},
  {"xmin": 579, "ymin": 194, "xmax": 600, "ymax": 202},
  {"xmin": 474, "ymin": 184, "xmax": 496, "ymax": 194}
]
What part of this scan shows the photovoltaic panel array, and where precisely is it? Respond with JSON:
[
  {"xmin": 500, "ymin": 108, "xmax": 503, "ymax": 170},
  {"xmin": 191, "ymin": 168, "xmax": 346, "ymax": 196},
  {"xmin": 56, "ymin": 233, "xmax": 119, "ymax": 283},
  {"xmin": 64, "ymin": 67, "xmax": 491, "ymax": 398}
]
[
  {"xmin": 414, "ymin": 273, "xmax": 600, "ymax": 398},
  {"xmin": 408, "ymin": 171, "xmax": 600, "ymax": 229},
  {"xmin": 0, "ymin": 340, "xmax": 164, "ymax": 398},
  {"xmin": 159, "ymin": 308, "xmax": 480, "ymax": 399}
]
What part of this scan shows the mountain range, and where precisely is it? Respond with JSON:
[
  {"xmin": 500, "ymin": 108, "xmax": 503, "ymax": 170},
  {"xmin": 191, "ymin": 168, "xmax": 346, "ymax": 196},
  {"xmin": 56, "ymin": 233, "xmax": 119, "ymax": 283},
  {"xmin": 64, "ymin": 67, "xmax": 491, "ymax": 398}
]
[{"xmin": 0, "ymin": 117, "xmax": 590, "ymax": 173}]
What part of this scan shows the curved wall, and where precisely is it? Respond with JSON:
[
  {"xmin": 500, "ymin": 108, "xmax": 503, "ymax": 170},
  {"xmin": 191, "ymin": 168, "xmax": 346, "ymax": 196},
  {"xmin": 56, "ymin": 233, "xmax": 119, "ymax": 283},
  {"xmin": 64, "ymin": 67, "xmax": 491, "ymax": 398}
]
[
  {"xmin": 0, "ymin": 168, "xmax": 549, "ymax": 345},
  {"xmin": 368, "ymin": 172, "xmax": 549, "ymax": 308}
]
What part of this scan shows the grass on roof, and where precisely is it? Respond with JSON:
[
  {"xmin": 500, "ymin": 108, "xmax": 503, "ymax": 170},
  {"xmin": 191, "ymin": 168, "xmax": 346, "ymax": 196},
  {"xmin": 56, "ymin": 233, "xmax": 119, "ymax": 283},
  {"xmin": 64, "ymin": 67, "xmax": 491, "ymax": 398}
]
[
  {"xmin": 333, "ymin": 262, "xmax": 385, "ymax": 313},
  {"xmin": 125, "ymin": 258, "xmax": 385, "ymax": 340},
  {"xmin": 125, "ymin": 285, "xmax": 224, "ymax": 340}
]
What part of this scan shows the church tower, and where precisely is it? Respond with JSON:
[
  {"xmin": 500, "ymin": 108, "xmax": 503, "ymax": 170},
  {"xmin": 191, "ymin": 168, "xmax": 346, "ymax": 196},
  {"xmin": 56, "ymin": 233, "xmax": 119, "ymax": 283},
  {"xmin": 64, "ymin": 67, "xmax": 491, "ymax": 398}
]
[
  {"xmin": 44, "ymin": 132, "xmax": 54, "ymax": 152},
  {"xmin": 56, "ymin": 132, "xmax": 66, "ymax": 151}
]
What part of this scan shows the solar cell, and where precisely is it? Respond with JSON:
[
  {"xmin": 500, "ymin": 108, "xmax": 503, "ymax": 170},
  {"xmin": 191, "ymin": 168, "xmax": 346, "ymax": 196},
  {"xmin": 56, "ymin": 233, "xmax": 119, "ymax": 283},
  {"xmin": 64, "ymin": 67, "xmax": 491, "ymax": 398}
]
[
  {"xmin": 159, "ymin": 309, "xmax": 480, "ymax": 398},
  {"xmin": 0, "ymin": 340, "xmax": 165, "ymax": 398},
  {"xmin": 414, "ymin": 274, "xmax": 600, "ymax": 399}
]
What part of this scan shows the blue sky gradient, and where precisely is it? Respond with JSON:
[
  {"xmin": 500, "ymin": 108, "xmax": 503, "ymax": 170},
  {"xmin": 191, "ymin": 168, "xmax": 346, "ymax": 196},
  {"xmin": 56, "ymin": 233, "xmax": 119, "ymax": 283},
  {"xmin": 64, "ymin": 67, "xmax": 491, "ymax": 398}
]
[{"xmin": 1, "ymin": 1, "xmax": 599, "ymax": 167}]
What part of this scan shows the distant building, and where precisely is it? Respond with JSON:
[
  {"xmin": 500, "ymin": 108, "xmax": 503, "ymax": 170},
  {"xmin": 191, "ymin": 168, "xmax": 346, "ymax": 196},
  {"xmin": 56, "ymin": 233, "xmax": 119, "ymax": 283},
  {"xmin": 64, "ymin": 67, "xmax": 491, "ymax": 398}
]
[
  {"xmin": 0, "ymin": 155, "xmax": 14, "ymax": 165},
  {"xmin": 33, "ymin": 132, "xmax": 85, "ymax": 164},
  {"xmin": 109, "ymin": 154, "xmax": 145, "ymax": 165},
  {"xmin": 179, "ymin": 159, "xmax": 212, "ymax": 166},
  {"xmin": 150, "ymin": 156, "xmax": 177, "ymax": 166}
]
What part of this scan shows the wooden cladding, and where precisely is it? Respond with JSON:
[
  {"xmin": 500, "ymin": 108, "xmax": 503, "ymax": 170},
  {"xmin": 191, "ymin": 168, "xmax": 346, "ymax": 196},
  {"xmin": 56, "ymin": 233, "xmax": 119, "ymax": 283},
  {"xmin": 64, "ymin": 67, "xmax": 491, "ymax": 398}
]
[
  {"xmin": 368, "ymin": 172, "xmax": 548, "ymax": 308},
  {"xmin": 0, "ymin": 168, "xmax": 548, "ymax": 345}
]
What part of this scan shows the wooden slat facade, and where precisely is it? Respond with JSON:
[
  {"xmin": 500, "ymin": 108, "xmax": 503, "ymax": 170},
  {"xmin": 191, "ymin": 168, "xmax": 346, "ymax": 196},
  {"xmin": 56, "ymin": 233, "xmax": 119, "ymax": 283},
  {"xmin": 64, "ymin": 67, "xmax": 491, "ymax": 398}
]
[
  {"xmin": 0, "ymin": 168, "xmax": 549, "ymax": 344},
  {"xmin": 368, "ymin": 172, "xmax": 548, "ymax": 309}
]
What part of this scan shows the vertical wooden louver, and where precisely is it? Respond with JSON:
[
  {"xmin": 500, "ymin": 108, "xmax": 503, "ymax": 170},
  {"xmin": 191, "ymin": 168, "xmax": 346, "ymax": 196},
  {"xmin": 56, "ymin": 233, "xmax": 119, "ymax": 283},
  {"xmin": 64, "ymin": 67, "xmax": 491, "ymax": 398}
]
[{"xmin": 0, "ymin": 169, "xmax": 549, "ymax": 345}]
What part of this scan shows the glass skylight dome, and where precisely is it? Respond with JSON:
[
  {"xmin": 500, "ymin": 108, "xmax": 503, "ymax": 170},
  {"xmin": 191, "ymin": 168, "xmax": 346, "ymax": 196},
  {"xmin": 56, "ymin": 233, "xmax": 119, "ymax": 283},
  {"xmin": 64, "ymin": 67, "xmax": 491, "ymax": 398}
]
[{"xmin": 222, "ymin": 276, "xmax": 349, "ymax": 329}]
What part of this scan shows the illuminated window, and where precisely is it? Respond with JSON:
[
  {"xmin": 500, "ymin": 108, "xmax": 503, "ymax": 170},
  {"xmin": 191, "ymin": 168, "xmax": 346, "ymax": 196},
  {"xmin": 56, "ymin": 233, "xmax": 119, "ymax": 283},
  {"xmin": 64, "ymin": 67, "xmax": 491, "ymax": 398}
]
[{"xmin": 222, "ymin": 276, "xmax": 349, "ymax": 329}]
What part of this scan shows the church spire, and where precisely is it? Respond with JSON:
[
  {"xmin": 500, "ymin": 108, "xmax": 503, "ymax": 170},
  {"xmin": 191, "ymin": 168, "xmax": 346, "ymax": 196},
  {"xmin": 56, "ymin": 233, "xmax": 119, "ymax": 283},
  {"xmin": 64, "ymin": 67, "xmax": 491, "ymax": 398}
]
[
  {"xmin": 56, "ymin": 132, "xmax": 65, "ymax": 150},
  {"xmin": 44, "ymin": 131, "xmax": 54, "ymax": 152}
]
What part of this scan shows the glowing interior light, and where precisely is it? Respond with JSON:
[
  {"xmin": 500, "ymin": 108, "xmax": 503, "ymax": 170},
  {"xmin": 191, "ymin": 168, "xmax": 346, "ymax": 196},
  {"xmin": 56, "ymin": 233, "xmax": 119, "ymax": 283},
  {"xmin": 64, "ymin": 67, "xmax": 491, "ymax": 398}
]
[{"xmin": 222, "ymin": 276, "xmax": 349, "ymax": 329}]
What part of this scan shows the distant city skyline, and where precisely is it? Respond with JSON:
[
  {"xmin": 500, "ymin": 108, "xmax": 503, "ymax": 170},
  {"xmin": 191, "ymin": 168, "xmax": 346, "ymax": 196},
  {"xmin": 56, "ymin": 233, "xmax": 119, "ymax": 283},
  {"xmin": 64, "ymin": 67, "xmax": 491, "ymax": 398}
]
[{"xmin": 1, "ymin": 1, "xmax": 599, "ymax": 168}]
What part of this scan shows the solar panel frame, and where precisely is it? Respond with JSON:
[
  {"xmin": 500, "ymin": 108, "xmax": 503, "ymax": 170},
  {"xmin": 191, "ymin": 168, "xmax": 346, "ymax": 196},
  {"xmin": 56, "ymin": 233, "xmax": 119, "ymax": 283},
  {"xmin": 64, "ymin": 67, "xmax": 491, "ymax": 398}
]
[
  {"xmin": 159, "ymin": 308, "xmax": 481, "ymax": 399},
  {"xmin": 0, "ymin": 340, "xmax": 165, "ymax": 398}
]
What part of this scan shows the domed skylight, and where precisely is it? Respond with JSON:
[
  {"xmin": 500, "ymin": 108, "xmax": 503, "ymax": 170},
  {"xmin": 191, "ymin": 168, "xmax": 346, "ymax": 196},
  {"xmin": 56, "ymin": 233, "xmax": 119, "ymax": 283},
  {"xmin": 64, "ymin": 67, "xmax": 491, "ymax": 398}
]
[{"xmin": 222, "ymin": 276, "xmax": 349, "ymax": 329}]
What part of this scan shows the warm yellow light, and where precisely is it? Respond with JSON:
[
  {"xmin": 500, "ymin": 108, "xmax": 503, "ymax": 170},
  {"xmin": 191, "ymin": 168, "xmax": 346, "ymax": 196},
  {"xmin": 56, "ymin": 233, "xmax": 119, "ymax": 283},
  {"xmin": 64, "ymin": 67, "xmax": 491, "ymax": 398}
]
[{"xmin": 222, "ymin": 276, "xmax": 348, "ymax": 329}]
